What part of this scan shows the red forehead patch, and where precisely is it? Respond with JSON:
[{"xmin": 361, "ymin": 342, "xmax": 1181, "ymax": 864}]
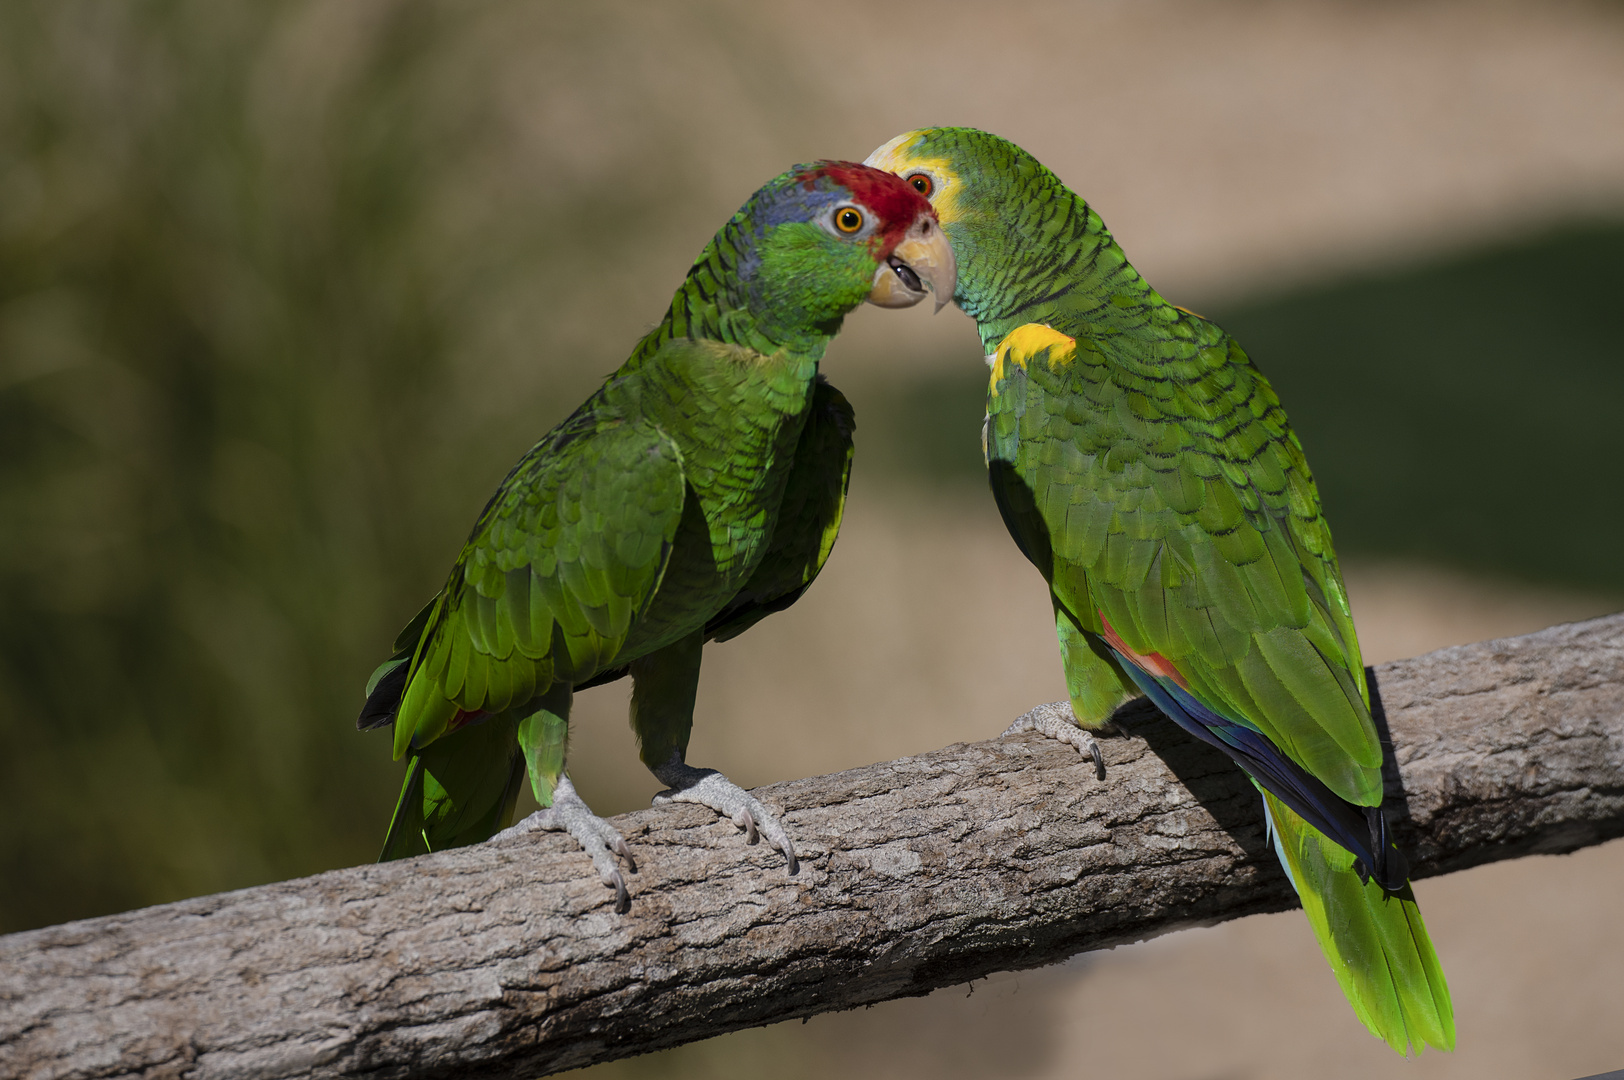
[{"xmin": 799, "ymin": 161, "xmax": 932, "ymax": 250}]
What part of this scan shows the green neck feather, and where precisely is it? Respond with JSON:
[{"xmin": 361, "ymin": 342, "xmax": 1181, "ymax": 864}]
[
  {"xmin": 943, "ymin": 134, "xmax": 1170, "ymax": 352},
  {"xmin": 625, "ymin": 206, "xmax": 875, "ymax": 368}
]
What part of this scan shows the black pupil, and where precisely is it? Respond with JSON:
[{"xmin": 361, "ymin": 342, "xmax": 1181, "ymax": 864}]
[
  {"xmin": 841, "ymin": 211, "xmax": 859, "ymax": 228},
  {"xmin": 912, "ymin": 177, "xmax": 928, "ymax": 192}
]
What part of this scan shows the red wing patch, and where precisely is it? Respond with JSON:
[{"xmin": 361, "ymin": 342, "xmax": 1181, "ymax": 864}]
[
  {"xmin": 1100, "ymin": 613, "xmax": 1190, "ymax": 691},
  {"xmin": 448, "ymin": 708, "xmax": 489, "ymax": 732}
]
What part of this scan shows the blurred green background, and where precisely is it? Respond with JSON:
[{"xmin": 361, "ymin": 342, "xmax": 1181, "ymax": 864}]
[{"xmin": 3, "ymin": 2, "xmax": 1623, "ymax": 1079}]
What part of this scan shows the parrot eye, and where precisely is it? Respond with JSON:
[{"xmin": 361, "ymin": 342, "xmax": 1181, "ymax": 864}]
[
  {"xmin": 834, "ymin": 207, "xmax": 865, "ymax": 233},
  {"xmin": 907, "ymin": 173, "xmax": 933, "ymax": 197}
]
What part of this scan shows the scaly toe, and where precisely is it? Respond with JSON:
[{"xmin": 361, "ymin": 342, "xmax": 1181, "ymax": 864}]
[
  {"xmin": 500, "ymin": 776, "xmax": 637, "ymax": 910},
  {"xmin": 757, "ymin": 814, "xmax": 799, "ymax": 876},
  {"xmin": 1005, "ymin": 702, "xmax": 1108, "ymax": 781},
  {"xmin": 653, "ymin": 760, "xmax": 799, "ymax": 874}
]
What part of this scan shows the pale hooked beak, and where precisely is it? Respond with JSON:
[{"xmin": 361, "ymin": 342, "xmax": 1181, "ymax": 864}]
[{"xmin": 867, "ymin": 213, "xmax": 957, "ymax": 313}]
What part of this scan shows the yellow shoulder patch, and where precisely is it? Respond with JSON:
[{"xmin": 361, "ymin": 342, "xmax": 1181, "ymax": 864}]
[{"xmin": 988, "ymin": 324, "xmax": 1077, "ymax": 393}]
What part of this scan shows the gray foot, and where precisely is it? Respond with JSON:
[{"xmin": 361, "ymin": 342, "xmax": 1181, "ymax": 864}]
[
  {"xmin": 1004, "ymin": 701, "xmax": 1107, "ymax": 781},
  {"xmin": 652, "ymin": 756, "xmax": 799, "ymax": 876},
  {"xmin": 494, "ymin": 776, "xmax": 636, "ymax": 913}
]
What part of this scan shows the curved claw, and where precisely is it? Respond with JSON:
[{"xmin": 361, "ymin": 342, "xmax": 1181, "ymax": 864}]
[
  {"xmin": 735, "ymin": 806, "xmax": 760, "ymax": 846},
  {"xmin": 1004, "ymin": 702, "xmax": 1108, "ymax": 782},
  {"xmin": 653, "ymin": 757, "xmax": 800, "ymax": 875},
  {"xmin": 612, "ymin": 834, "xmax": 638, "ymax": 875},
  {"xmin": 751, "ymin": 810, "xmax": 799, "ymax": 876},
  {"xmin": 1086, "ymin": 739, "xmax": 1106, "ymax": 782},
  {"xmin": 605, "ymin": 867, "xmax": 630, "ymax": 914},
  {"xmin": 501, "ymin": 776, "xmax": 638, "ymax": 912},
  {"xmin": 580, "ymin": 840, "xmax": 633, "ymax": 912}
]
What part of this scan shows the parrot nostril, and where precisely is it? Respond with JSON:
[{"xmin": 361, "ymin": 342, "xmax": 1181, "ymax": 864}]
[{"xmin": 888, "ymin": 259, "xmax": 923, "ymax": 293}]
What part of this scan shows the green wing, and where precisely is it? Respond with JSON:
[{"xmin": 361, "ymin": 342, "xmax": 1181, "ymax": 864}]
[
  {"xmin": 705, "ymin": 375, "xmax": 855, "ymax": 643},
  {"xmin": 987, "ymin": 319, "xmax": 1380, "ymax": 805},
  {"xmin": 390, "ymin": 405, "xmax": 687, "ymax": 759}
]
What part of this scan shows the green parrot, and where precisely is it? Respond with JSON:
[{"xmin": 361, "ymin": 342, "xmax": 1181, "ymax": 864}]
[
  {"xmin": 867, "ymin": 128, "xmax": 1452, "ymax": 1054},
  {"xmin": 358, "ymin": 161, "xmax": 954, "ymax": 911}
]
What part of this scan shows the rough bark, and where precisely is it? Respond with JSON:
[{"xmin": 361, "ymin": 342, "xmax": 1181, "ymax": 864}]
[{"xmin": 4, "ymin": 614, "xmax": 1624, "ymax": 1080}]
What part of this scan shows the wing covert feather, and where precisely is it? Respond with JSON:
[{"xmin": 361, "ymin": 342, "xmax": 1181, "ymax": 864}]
[
  {"xmin": 705, "ymin": 376, "xmax": 855, "ymax": 642},
  {"xmin": 391, "ymin": 410, "xmax": 685, "ymax": 758},
  {"xmin": 987, "ymin": 321, "xmax": 1381, "ymax": 804}
]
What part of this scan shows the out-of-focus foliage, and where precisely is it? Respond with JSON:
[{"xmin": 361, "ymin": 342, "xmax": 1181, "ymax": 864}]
[
  {"xmin": 867, "ymin": 222, "xmax": 1624, "ymax": 594},
  {"xmin": 0, "ymin": 0, "xmax": 837, "ymax": 932}
]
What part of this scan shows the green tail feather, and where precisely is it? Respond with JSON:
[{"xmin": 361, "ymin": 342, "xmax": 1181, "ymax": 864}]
[
  {"xmin": 379, "ymin": 714, "xmax": 524, "ymax": 861},
  {"xmin": 1260, "ymin": 788, "xmax": 1455, "ymax": 1054}
]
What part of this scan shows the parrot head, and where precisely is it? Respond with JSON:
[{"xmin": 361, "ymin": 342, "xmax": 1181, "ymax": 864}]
[
  {"xmin": 735, "ymin": 162, "xmax": 956, "ymax": 340},
  {"xmin": 865, "ymin": 127, "xmax": 1070, "ymax": 322}
]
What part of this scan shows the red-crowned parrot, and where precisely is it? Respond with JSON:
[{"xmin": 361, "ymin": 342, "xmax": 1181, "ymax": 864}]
[{"xmin": 360, "ymin": 161, "xmax": 954, "ymax": 911}]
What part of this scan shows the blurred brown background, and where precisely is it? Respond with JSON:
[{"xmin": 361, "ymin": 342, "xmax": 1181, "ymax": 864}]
[{"xmin": 2, "ymin": 1, "xmax": 1623, "ymax": 1077}]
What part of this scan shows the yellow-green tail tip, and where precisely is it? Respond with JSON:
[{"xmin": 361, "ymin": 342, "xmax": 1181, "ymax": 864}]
[{"xmin": 1262, "ymin": 791, "xmax": 1455, "ymax": 1055}]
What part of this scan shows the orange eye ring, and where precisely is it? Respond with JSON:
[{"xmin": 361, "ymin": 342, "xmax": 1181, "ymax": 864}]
[
  {"xmin": 907, "ymin": 173, "xmax": 933, "ymax": 197},
  {"xmin": 834, "ymin": 207, "xmax": 864, "ymax": 233}
]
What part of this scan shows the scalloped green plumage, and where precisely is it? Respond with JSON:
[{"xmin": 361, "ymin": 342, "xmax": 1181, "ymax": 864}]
[
  {"xmin": 869, "ymin": 126, "xmax": 1451, "ymax": 1054},
  {"xmin": 365, "ymin": 162, "xmax": 929, "ymax": 865}
]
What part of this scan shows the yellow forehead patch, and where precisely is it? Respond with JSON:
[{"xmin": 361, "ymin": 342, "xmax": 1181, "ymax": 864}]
[
  {"xmin": 988, "ymin": 323, "xmax": 1077, "ymax": 394},
  {"xmin": 864, "ymin": 130, "xmax": 966, "ymax": 227}
]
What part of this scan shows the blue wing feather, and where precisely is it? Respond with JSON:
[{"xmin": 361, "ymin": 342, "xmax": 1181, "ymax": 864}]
[{"xmin": 1115, "ymin": 659, "xmax": 1407, "ymax": 890}]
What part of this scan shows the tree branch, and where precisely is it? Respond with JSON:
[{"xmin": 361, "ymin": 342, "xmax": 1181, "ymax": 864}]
[{"xmin": 5, "ymin": 615, "xmax": 1624, "ymax": 1080}]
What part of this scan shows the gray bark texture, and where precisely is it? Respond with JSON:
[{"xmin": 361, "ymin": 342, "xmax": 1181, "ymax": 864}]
[{"xmin": 5, "ymin": 614, "xmax": 1624, "ymax": 1080}]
